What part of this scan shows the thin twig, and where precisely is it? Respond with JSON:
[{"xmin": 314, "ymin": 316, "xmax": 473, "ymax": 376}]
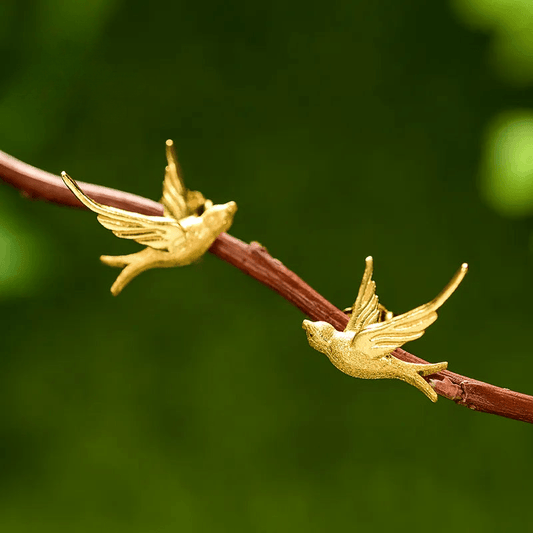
[{"xmin": 1, "ymin": 149, "xmax": 532, "ymax": 424}]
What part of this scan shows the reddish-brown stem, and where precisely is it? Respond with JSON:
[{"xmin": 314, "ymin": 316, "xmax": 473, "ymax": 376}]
[{"xmin": 1, "ymin": 149, "xmax": 532, "ymax": 423}]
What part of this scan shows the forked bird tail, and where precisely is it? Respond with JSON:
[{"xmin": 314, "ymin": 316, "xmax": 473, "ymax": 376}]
[
  {"xmin": 101, "ymin": 250, "xmax": 157, "ymax": 296},
  {"xmin": 100, "ymin": 255, "xmax": 130, "ymax": 268}
]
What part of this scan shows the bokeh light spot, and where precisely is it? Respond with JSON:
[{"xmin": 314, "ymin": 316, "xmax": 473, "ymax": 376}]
[
  {"xmin": 480, "ymin": 111, "xmax": 533, "ymax": 217},
  {"xmin": 451, "ymin": 0, "xmax": 533, "ymax": 85},
  {"xmin": 0, "ymin": 192, "xmax": 52, "ymax": 299}
]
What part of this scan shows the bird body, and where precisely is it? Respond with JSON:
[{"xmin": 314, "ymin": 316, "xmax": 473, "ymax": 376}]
[
  {"xmin": 62, "ymin": 140, "xmax": 237, "ymax": 295},
  {"xmin": 303, "ymin": 257, "xmax": 468, "ymax": 402}
]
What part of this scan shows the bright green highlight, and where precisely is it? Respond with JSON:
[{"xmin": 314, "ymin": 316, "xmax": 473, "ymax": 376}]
[
  {"xmin": 452, "ymin": 0, "xmax": 533, "ymax": 85},
  {"xmin": 0, "ymin": 193, "xmax": 50, "ymax": 298},
  {"xmin": 480, "ymin": 111, "xmax": 533, "ymax": 217}
]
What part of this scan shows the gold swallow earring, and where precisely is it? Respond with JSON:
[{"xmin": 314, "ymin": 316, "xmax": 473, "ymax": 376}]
[
  {"xmin": 302, "ymin": 256, "xmax": 468, "ymax": 402},
  {"xmin": 61, "ymin": 140, "xmax": 237, "ymax": 295}
]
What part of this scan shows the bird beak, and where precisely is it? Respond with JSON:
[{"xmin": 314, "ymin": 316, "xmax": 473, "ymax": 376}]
[{"xmin": 224, "ymin": 201, "xmax": 237, "ymax": 215}]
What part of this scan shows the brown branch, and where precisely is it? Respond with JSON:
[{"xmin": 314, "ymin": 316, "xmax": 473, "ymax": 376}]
[{"xmin": 2, "ymin": 148, "xmax": 532, "ymax": 424}]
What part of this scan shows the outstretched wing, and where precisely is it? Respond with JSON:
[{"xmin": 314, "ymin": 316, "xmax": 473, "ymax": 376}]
[
  {"xmin": 344, "ymin": 256, "xmax": 381, "ymax": 334},
  {"xmin": 352, "ymin": 263, "xmax": 468, "ymax": 359},
  {"xmin": 61, "ymin": 172, "xmax": 185, "ymax": 252},
  {"xmin": 161, "ymin": 139, "xmax": 207, "ymax": 219}
]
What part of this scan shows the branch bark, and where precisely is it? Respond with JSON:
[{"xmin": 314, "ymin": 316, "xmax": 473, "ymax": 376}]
[{"xmin": 1, "ymin": 149, "xmax": 532, "ymax": 424}]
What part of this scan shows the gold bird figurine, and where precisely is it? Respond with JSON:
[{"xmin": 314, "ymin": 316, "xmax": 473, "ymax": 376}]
[
  {"xmin": 302, "ymin": 257, "xmax": 468, "ymax": 402},
  {"xmin": 61, "ymin": 140, "xmax": 237, "ymax": 295}
]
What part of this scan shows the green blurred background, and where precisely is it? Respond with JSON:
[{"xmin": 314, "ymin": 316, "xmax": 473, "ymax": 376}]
[{"xmin": 0, "ymin": 0, "xmax": 532, "ymax": 531}]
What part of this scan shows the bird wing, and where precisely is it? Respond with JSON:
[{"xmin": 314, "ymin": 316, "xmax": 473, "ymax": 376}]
[
  {"xmin": 351, "ymin": 264, "xmax": 468, "ymax": 359},
  {"xmin": 161, "ymin": 139, "xmax": 207, "ymax": 219},
  {"xmin": 344, "ymin": 256, "xmax": 381, "ymax": 334},
  {"xmin": 61, "ymin": 172, "xmax": 185, "ymax": 252}
]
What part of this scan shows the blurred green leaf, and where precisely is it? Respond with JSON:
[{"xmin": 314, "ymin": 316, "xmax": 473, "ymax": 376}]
[{"xmin": 480, "ymin": 110, "xmax": 533, "ymax": 217}]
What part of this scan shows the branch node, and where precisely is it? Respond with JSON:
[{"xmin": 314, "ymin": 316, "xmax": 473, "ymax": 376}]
[{"xmin": 430, "ymin": 376, "xmax": 464, "ymax": 401}]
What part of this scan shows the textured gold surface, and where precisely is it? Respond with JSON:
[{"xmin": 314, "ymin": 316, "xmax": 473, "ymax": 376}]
[
  {"xmin": 61, "ymin": 140, "xmax": 237, "ymax": 295},
  {"xmin": 303, "ymin": 257, "xmax": 468, "ymax": 402}
]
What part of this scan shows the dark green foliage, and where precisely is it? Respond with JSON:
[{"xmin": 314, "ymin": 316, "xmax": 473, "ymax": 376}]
[{"xmin": 0, "ymin": 0, "xmax": 531, "ymax": 531}]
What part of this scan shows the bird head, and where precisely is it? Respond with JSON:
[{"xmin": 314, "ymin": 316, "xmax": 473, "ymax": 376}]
[
  {"xmin": 302, "ymin": 320, "xmax": 335, "ymax": 354},
  {"xmin": 202, "ymin": 201, "xmax": 238, "ymax": 233}
]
